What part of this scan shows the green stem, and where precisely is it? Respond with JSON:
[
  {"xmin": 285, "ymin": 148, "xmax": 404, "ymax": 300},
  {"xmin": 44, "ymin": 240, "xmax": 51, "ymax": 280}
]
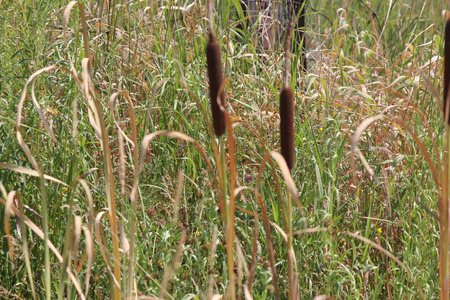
[
  {"xmin": 443, "ymin": 129, "xmax": 450, "ymax": 299},
  {"xmin": 286, "ymin": 191, "xmax": 297, "ymax": 299},
  {"xmin": 40, "ymin": 176, "xmax": 51, "ymax": 300},
  {"xmin": 219, "ymin": 136, "xmax": 235, "ymax": 299}
]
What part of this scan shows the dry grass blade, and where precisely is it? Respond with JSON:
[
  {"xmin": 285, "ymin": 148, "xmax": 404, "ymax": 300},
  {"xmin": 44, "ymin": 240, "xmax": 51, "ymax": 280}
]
[
  {"xmin": 76, "ymin": 179, "xmax": 95, "ymax": 228},
  {"xmin": 16, "ymin": 193, "xmax": 37, "ymax": 300},
  {"xmin": 94, "ymin": 211, "xmax": 122, "ymax": 291},
  {"xmin": 136, "ymin": 130, "xmax": 222, "ymax": 213},
  {"xmin": 4, "ymin": 191, "xmax": 16, "ymax": 262},
  {"xmin": 271, "ymin": 151, "xmax": 299, "ymax": 199},
  {"xmin": 66, "ymin": 270, "xmax": 86, "ymax": 300},
  {"xmin": 62, "ymin": 1, "xmax": 91, "ymax": 74},
  {"xmin": 253, "ymin": 152, "xmax": 281, "ymax": 300},
  {"xmin": 244, "ymin": 286, "xmax": 253, "ymax": 300},
  {"xmin": 383, "ymin": 87, "xmax": 443, "ymax": 171},
  {"xmin": 392, "ymin": 118, "xmax": 440, "ymax": 195},
  {"xmin": 0, "ymin": 163, "xmax": 69, "ymax": 187},
  {"xmin": 144, "ymin": 79, "xmax": 169, "ymax": 134},
  {"xmin": 223, "ymin": 113, "xmax": 238, "ymax": 298},
  {"xmin": 82, "ymin": 226, "xmax": 94, "ymax": 298},
  {"xmin": 118, "ymin": 131, "xmax": 126, "ymax": 195},
  {"xmin": 30, "ymin": 78, "xmax": 56, "ymax": 142},
  {"xmin": 71, "ymin": 215, "xmax": 82, "ymax": 268},
  {"xmin": 78, "ymin": 57, "xmax": 121, "ymax": 298},
  {"xmin": 0, "ymin": 197, "xmax": 64, "ymax": 262},
  {"xmin": 235, "ymin": 239, "xmax": 245, "ymax": 297},
  {"xmin": 14, "ymin": 72, "xmax": 59, "ymax": 299},
  {"xmin": 118, "ymin": 221, "xmax": 130, "ymax": 253},
  {"xmin": 0, "ymin": 195, "xmax": 89, "ymax": 298},
  {"xmin": 109, "ymin": 90, "xmax": 140, "ymax": 298},
  {"xmin": 16, "ymin": 65, "xmax": 59, "ymax": 173},
  {"xmin": 81, "ymin": 58, "xmax": 102, "ymax": 138},
  {"xmin": 271, "ymin": 222, "xmax": 288, "ymax": 242},
  {"xmin": 171, "ymin": 170, "xmax": 184, "ymax": 224},
  {"xmin": 235, "ymin": 238, "xmax": 250, "ymax": 274},
  {"xmin": 109, "ymin": 91, "xmax": 138, "ymax": 148},
  {"xmin": 247, "ymin": 219, "xmax": 259, "ymax": 293},
  {"xmin": 351, "ymin": 115, "xmax": 383, "ymax": 183},
  {"xmin": 207, "ymin": 226, "xmax": 218, "ymax": 299}
]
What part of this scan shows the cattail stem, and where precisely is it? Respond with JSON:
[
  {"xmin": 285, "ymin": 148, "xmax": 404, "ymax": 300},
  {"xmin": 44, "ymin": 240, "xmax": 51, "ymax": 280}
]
[
  {"xmin": 286, "ymin": 191, "xmax": 298, "ymax": 300},
  {"xmin": 294, "ymin": 0, "xmax": 307, "ymax": 73},
  {"xmin": 443, "ymin": 132, "xmax": 450, "ymax": 300},
  {"xmin": 284, "ymin": 16, "xmax": 294, "ymax": 87}
]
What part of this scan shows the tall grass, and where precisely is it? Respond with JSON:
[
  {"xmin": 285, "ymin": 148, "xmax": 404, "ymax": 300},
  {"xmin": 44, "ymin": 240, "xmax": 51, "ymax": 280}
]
[{"xmin": 0, "ymin": 0, "xmax": 447, "ymax": 298}]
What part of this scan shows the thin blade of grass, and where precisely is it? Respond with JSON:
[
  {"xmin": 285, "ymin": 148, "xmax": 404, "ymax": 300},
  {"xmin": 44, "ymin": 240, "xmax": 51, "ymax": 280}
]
[{"xmin": 0, "ymin": 163, "xmax": 69, "ymax": 187}]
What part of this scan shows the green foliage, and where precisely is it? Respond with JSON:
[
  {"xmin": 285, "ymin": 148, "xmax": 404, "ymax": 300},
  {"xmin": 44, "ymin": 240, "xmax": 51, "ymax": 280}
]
[{"xmin": 0, "ymin": 0, "xmax": 446, "ymax": 299}]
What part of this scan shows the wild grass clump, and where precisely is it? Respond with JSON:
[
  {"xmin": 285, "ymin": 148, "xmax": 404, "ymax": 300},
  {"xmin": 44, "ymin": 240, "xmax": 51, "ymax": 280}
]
[{"xmin": 0, "ymin": 0, "xmax": 447, "ymax": 299}]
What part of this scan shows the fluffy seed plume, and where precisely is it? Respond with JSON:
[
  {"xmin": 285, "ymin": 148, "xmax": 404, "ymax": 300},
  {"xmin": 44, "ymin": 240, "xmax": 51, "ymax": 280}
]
[
  {"xmin": 280, "ymin": 86, "xmax": 295, "ymax": 170},
  {"xmin": 444, "ymin": 16, "xmax": 450, "ymax": 124},
  {"xmin": 206, "ymin": 32, "xmax": 226, "ymax": 136}
]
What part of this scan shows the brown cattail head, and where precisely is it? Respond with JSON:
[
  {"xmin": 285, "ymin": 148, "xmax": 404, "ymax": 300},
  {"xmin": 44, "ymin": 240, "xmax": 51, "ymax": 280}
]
[
  {"xmin": 444, "ymin": 16, "xmax": 450, "ymax": 124},
  {"xmin": 280, "ymin": 86, "xmax": 295, "ymax": 170},
  {"xmin": 206, "ymin": 32, "xmax": 226, "ymax": 136}
]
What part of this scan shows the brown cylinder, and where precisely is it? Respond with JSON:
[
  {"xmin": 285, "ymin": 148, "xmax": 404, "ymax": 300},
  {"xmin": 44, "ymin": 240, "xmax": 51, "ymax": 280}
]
[
  {"xmin": 206, "ymin": 32, "xmax": 226, "ymax": 136},
  {"xmin": 280, "ymin": 86, "xmax": 295, "ymax": 170},
  {"xmin": 444, "ymin": 17, "xmax": 450, "ymax": 124}
]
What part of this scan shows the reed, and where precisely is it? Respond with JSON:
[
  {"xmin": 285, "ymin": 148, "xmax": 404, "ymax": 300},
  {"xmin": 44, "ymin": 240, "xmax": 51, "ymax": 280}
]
[
  {"xmin": 279, "ymin": 16, "xmax": 298, "ymax": 299},
  {"xmin": 280, "ymin": 87, "xmax": 295, "ymax": 170},
  {"xmin": 0, "ymin": 1, "xmax": 444, "ymax": 298},
  {"xmin": 206, "ymin": 2, "xmax": 235, "ymax": 298},
  {"xmin": 280, "ymin": 16, "xmax": 295, "ymax": 171},
  {"xmin": 442, "ymin": 15, "xmax": 450, "ymax": 300},
  {"xmin": 206, "ymin": 31, "xmax": 226, "ymax": 136},
  {"xmin": 445, "ymin": 17, "xmax": 450, "ymax": 125}
]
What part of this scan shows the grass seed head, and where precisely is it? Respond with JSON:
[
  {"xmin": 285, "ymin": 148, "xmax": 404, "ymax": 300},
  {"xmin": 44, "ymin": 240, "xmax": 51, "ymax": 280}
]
[
  {"xmin": 280, "ymin": 86, "xmax": 295, "ymax": 170},
  {"xmin": 206, "ymin": 32, "xmax": 226, "ymax": 136},
  {"xmin": 444, "ymin": 17, "xmax": 450, "ymax": 124}
]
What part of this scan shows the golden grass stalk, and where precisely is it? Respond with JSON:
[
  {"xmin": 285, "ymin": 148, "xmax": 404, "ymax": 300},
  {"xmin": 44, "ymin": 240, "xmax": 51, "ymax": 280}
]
[
  {"xmin": 442, "ymin": 15, "xmax": 450, "ymax": 300},
  {"xmin": 109, "ymin": 91, "xmax": 139, "ymax": 299}
]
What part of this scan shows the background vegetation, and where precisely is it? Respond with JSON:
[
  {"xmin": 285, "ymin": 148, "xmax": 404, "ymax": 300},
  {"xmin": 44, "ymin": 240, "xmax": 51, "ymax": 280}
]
[{"xmin": 0, "ymin": 0, "xmax": 447, "ymax": 298}]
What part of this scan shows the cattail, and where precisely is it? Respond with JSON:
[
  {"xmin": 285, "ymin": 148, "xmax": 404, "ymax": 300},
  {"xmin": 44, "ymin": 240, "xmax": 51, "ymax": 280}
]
[
  {"xmin": 206, "ymin": 32, "xmax": 226, "ymax": 136},
  {"xmin": 444, "ymin": 16, "xmax": 450, "ymax": 124},
  {"xmin": 280, "ymin": 86, "xmax": 295, "ymax": 170},
  {"xmin": 279, "ymin": 16, "xmax": 295, "ymax": 170}
]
